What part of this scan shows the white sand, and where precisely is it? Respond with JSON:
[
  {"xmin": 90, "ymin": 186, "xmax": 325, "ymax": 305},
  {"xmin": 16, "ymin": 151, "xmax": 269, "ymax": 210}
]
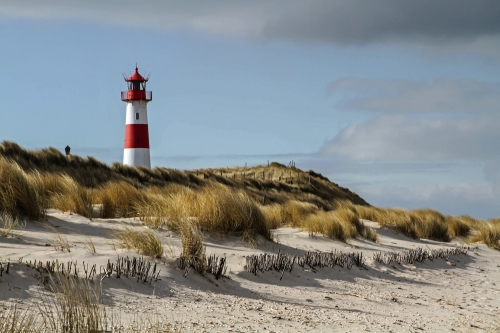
[{"xmin": 1, "ymin": 210, "xmax": 499, "ymax": 332}]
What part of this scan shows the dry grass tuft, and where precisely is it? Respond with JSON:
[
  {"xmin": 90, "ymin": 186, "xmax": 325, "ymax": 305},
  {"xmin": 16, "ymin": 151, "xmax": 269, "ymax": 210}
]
[
  {"xmin": 134, "ymin": 184, "xmax": 188, "ymax": 229},
  {"xmin": 0, "ymin": 213, "xmax": 22, "ymax": 237},
  {"xmin": 261, "ymin": 200, "xmax": 318, "ymax": 229},
  {"xmin": 362, "ymin": 225, "xmax": 379, "ymax": 243},
  {"xmin": 336, "ymin": 201, "xmax": 449, "ymax": 241},
  {"xmin": 95, "ymin": 181, "xmax": 143, "ymax": 218},
  {"xmin": 137, "ymin": 183, "xmax": 270, "ymax": 243},
  {"xmin": 336, "ymin": 201, "xmax": 500, "ymax": 249},
  {"xmin": 470, "ymin": 222, "xmax": 500, "ymax": 250},
  {"xmin": 0, "ymin": 273, "xmax": 181, "ymax": 332},
  {"xmin": 49, "ymin": 174, "xmax": 93, "ymax": 219},
  {"xmin": 40, "ymin": 273, "xmax": 106, "ymax": 332},
  {"xmin": 0, "ymin": 274, "xmax": 179, "ymax": 333},
  {"xmin": 259, "ymin": 204, "xmax": 283, "ymax": 230},
  {"xmin": 0, "ymin": 304, "xmax": 43, "ymax": 332},
  {"xmin": 114, "ymin": 226, "xmax": 164, "ymax": 258},
  {"xmin": 195, "ymin": 184, "xmax": 270, "ymax": 242},
  {"xmin": 82, "ymin": 235, "xmax": 97, "ymax": 254},
  {"xmin": 45, "ymin": 225, "xmax": 71, "ymax": 252},
  {"xmin": 0, "ymin": 158, "xmax": 46, "ymax": 220},
  {"xmin": 303, "ymin": 208, "xmax": 378, "ymax": 242},
  {"xmin": 179, "ymin": 222, "xmax": 206, "ymax": 273},
  {"xmin": 446, "ymin": 216, "xmax": 472, "ymax": 238},
  {"xmin": 1, "ymin": 270, "xmax": 106, "ymax": 333}
]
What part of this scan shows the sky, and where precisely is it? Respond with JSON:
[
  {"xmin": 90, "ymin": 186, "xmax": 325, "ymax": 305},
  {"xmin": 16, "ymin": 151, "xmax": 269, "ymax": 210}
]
[{"xmin": 1, "ymin": 1, "xmax": 500, "ymax": 219}]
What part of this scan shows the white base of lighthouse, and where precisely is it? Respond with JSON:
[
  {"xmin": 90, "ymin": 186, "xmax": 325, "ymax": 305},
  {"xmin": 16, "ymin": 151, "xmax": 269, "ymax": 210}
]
[{"xmin": 123, "ymin": 148, "xmax": 150, "ymax": 168}]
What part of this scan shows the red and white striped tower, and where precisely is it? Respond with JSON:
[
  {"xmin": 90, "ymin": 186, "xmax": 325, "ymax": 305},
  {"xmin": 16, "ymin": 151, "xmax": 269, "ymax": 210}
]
[{"xmin": 121, "ymin": 66, "xmax": 152, "ymax": 168}]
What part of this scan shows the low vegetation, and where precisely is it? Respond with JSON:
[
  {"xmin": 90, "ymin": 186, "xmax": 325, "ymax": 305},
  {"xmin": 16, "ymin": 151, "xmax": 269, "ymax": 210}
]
[
  {"xmin": 470, "ymin": 221, "xmax": 500, "ymax": 250},
  {"xmin": 261, "ymin": 200, "xmax": 319, "ymax": 229},
  {"xmin": 46, "ymin": 225, "xmax": 71, "ymax": 252},
  {"xmin": 0, "ymin": 213, "xmax": 22, "ymax": 237},
  {"xmin": 0, "ymin": 140, "xmax": 368, "ymax": 209},
  {"xmin": 82, "ymin": 235, "xmax": 96, "ymax": 254},
  {"xmin": 1, "ymin": 141, "xmax": 500, "ymax": 250},
  {"xmin": 179, "ymin": 222, "xmax": 206, "ymax": 273},
  {"xmin": 0, "ymin": 271, "xmax": 177, "ymax": 332},
  {"xmin": 49, "ymin": 174, "xmax": 94, "ymax": 219},
  {"xmin": 304, "ymin": 208, "xmax": 379, "ymax": 242},
  {"xmin": 337, "ymin": 201, "xmax": 459, "ymax": 242},
  {"xmin": 133, "ymin": 184, "xmax": 270, "ymax": 243},
  {"xmin": 0, "ymin": 157, "xmax": 45, "ymax": 221},
  {"xmin": 96, "ymin": 181, "xmax": 143, "ymax": 218},
  {"xmin": 113, "ymin": 226, "xmax": 164, "ymax": 258}
]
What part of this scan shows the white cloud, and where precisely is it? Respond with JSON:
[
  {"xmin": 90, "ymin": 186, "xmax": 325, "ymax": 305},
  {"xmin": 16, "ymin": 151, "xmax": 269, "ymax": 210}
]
[
  {"xmin": 319, "ymin": 75, "xmax": 500, "ymax": 217},
  {"xmin": 322, "ymin": 76, "xmax": 500, "ymax": 178},
  {"xmin": 328, "ymin": 77, "xmax": 500, "ymax": 114},
  {"xmin": 321, "ymin": 114, "xmax": 500, "ymax": 162}
]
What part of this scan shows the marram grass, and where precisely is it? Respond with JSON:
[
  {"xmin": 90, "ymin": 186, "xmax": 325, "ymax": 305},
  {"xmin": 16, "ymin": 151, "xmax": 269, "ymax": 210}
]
[
  {"xmin": 2, "ymin": 144, "xmax": 500, "ymax": 249},
  {"xmin": 113, "ymin": 225, "xmax": 164, "ymax": 258}
]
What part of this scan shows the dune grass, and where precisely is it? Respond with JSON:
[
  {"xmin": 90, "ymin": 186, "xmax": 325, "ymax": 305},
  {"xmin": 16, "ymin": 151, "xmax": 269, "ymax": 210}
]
[
  {"xmin": 260, "ymin": 201, "xmax": 377, "ymax": 242},
  {"xmin": 45, "ymin": 225, "xmax": 71, "ymax": 252},
  {"xmin": 3, "ymin": 142, "xmax": 500, "ymax": 250},
  {"xmin": 261, "ymin": 200, "xmax": 319, "ymax": 229},
  {"xmin": 1, "ymin": 141, "xmax": 369, "ymax": 209},
  {"xmin": 82, "ymin": 235, "xmax": 97, "ymax": 254},
  {"xmin": 95, "ymin": 181, "xmax": 143, "ymax": 218},
  {"xmin": 41, "ymin": 274, "xmax": 107, "ymax": 332},
  {"xmin": 470, "ymin": 221, "xmax": 500, "ymax": 250},
  {"xmin": 113, "ymin": 226, "xmax": 164, "ymax": 258},
  {"xmin": 136, "ymin": 183, "xmax": 271, "ymax": 243},
  {"xmin": 0, "ymin": 158, "xmax": 46, "ymax": 221},
  {"xmin": 179, "ymin": 222, "xmax": 206, "ymax": 274},
  {"xmin": 1, "ymin": 304, "xmax": 43, "ymax": 332},
  {"xmin": 0, "ymin": 271, "xmax": 106, "ymax": 333},
  {"xmin": 446, "ymin": 216, "xmax": 473, "ymax": 239},
  {"xmin": 303, "ymin": 208, "xmax": 378, "ymax": 242},
  {"xmin": 0, "ymin": 213, "xmax": 22, "ymax": 237},
  {"xmin": 0, "ymin": 269, "xmax": 180, "ymax": 333},
  {"xmin": 336, "ymin": 201, "xmax": 451, "ymax": 241},
  {"xmin": 192, "ymin": 184, "xmax": 270, "ymax": 242},
  {"xmin": 48, "ymin": 174, "xmax": 94, "ymax": 219},
  {"xmin": 333, "ymin": 201, "xmax": 500, "ymax": 250}
]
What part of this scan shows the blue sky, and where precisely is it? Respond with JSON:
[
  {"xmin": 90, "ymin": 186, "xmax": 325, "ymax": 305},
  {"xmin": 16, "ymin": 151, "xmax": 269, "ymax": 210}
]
[{"xmin": 1, "ymin": 1, "xmax": 500, "ymax": 218}]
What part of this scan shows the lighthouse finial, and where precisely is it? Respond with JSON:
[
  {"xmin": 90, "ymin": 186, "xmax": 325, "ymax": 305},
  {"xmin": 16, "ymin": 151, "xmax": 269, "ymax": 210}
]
[{"xmin": 135, "ymin": 62, "xmax": 138, "ymax": 72}]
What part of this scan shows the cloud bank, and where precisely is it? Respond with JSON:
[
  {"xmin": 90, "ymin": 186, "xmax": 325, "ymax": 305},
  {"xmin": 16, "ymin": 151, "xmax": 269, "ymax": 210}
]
[
  {"xmin": 321, "ymin": 114, "xmax": 500, "ymax": 163},
  {"xmin": 3, "ymin": 0, "xmax": 500, "ymax": 52},
  {"xmin": 329, "ymin": 77, "xmax": 500, "ymax": 114},
  {"xmin": 322, "ymin": 77, "xmax": 500, "ymax": 168},
  {"xmin": 319, "ymin": 75, "xmax": 500, "ymax": 217}
]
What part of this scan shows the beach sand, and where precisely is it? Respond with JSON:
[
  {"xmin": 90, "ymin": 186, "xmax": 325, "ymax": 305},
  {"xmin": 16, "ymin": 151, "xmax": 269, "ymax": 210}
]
[{"xmin": 1, "ymin": 209, "xmax": 499, "ymax": 332}]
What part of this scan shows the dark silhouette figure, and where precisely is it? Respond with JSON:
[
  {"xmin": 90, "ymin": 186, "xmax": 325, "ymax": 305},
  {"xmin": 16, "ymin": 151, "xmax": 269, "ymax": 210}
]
[{"xmin": 65, "ymin": 145, "xmax": 71, "ymax": 156}]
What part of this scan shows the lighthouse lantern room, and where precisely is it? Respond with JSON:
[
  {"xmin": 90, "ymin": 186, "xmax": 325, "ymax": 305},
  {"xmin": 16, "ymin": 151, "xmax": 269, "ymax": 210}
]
[{"xmin": 121, "ymin": 66, "xmax": 152, "ymax": 168}]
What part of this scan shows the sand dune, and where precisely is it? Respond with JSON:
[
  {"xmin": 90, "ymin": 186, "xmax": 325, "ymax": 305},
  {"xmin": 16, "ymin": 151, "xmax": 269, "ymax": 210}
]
[{"xmin": 1, "ymin": 210, "xmax": 499, "ymax": 332}]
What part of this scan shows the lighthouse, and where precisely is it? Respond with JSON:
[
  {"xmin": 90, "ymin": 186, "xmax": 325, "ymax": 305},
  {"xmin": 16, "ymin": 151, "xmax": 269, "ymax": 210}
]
[{"xmin": 121, "ymin": 66, "xmax": 152, "ymax": 168}]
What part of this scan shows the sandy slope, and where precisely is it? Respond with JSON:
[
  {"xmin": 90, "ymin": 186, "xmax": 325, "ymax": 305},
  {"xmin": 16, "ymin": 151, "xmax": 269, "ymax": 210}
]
[{"xmin": 1, "ymin": 210, "xmax": 499, "ymax": 332}]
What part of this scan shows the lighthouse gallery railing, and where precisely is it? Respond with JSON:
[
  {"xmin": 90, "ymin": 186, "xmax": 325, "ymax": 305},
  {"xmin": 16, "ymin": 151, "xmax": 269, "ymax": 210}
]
[{"xmin": 121, "ymin": 91, "xmax": 152, "ymax": 101}]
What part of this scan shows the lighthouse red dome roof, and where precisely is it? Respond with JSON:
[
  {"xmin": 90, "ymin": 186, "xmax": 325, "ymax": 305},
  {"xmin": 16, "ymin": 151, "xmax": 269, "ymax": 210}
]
[{"xmin": 125, "ymin": 66, "xmax": 149, "ymax": 82}]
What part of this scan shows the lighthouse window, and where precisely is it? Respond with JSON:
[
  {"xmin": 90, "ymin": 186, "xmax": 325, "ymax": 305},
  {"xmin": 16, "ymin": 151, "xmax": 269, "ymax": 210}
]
[
  {"xmin": 136, "ymin": 137, "xmax": 140, "ymax": 144},
  {"xmin": 135, "ymin": 113, "xmax": 139, "ymax": 120}
]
